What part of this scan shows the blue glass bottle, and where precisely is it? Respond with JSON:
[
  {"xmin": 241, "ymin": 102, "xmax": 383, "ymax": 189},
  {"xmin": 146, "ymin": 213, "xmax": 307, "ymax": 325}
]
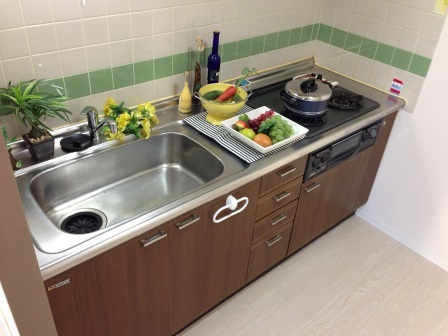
[{"xmin": 207, "ymin": 31, "xmax": 221, "ymax": 84}]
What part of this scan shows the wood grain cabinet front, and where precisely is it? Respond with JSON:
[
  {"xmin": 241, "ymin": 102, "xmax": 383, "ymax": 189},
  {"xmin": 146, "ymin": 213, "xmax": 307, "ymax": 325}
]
[
  {"xmin": 252, "ymin": 199, "xmax": 298, "ymax": 243},
  {"xmin": 45, "ymin": 226, "xmax": 170, "ymax": 336},
  {"xmin": 288, "ymin": 147, "xmax": 373, "ymax": 255},
  {"xmin": 256, "ymin": 178, "xmax": 302, "ymax": 221},
  {"xmin": 247, "ymin": 223, "xmax": 293, "ymax": 282},
  {"xmin": 259, "ymin": 157, "xmax": 307, "ymax": 197},
  {"xmin": 170, "ymin": 179, "xmax": 260, "ymax": 335}
]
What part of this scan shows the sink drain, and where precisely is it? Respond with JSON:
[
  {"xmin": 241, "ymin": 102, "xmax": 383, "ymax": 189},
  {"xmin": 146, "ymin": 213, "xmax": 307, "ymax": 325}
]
[{"xmin": 57, "ymin": 209, "xmax": 107, "ymax": 234}]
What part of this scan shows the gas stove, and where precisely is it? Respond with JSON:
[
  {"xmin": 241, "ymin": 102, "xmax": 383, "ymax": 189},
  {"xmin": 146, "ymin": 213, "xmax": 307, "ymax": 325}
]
[{"xmin": 247, "ymin": 76, "xmax": 381, "ymax": 139}]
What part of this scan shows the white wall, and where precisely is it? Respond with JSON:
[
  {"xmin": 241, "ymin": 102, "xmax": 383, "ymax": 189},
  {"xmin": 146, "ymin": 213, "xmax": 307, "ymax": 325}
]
[{"xmin": 357, "ymin": 16, "xmax": 448, "ymax": 272}]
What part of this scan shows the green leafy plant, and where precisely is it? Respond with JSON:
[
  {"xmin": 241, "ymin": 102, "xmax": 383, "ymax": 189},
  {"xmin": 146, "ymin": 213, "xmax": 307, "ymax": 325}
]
[
  {"xmin": 0, "ymin": 79, "xmax": 71, "ymax": 139},
  {"xmin": 234, "ymin": 67, "xmax": 258, "ymax": 87}
]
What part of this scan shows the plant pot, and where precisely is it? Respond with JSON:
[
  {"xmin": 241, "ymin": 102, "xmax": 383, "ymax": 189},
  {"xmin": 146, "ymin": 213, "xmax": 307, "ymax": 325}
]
[
  {"xmin": 8, "ymin": 148, "xmax": 20, "ymax": 171},
  {"xmin": 22, "ymin": 132, "xmax": 55, "ymax": 162}
]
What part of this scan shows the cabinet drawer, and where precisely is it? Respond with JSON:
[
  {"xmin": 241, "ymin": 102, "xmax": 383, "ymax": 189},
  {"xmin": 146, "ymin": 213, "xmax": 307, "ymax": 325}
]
[
  {"xmin": 247, "ymin": 223, "xmax": 293, "ymax": 282},
  {"xmin": 252, "ymin": 199, "xmax": 297, "ymax": 243},
  {"xmin": 256, "ymin": 178, "xmax": 302, "ymax": 220},
  {"xmin": 259, "ymin": 156, "xmax": 306, "ymax": 197}
]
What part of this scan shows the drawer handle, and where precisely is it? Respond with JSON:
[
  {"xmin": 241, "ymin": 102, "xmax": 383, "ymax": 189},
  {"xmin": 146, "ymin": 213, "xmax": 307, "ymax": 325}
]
[
  {"xmin": 176, "ymin": 214, "xmax": 200, "ymax": 230},
  {"xmin": 213, "ymin": 195, "xmax": 249, "ymax": 223},
  {"xmin": 265, "ymin": 234, "xmax": 282, "ymax": 247},
  {"xmin": 269, "ymin": 214, "xmax": 287, "ymax": 226},
  {"xmin": 140, "ymin": 230, "xmax": 168, "ymax": 247},
  {"xmin": 277, "ymin": 165, "xmax": 296, "ymax": 177},
  {"xmin": 273, "ymin": 191, "xmax": 291, "ymax": 202},
  {"xmin": 305, "ymin": 182, "xmax": 321, "ymax": 193}
]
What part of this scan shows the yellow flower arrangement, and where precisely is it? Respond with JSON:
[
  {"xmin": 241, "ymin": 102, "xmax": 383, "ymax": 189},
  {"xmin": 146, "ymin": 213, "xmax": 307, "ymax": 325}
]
[{"xmin": 103, "ymin": 98, "xmax": 159, "ymax": 141}]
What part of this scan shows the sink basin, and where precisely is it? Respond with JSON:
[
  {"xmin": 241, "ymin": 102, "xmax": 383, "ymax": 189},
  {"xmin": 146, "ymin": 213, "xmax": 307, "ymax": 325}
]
[
  {"xmin": 31, "ymin": 132, "xmax": 224, "ymax": 232},
  {"xmin": 16, "ymin": 123, "xmax": 247, "ymax": 254}
]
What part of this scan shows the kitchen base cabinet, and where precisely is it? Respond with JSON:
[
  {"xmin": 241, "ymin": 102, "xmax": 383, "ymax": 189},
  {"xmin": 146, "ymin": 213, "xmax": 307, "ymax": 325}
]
[
  {"xmin": 354, "ymin": 111, "xmax": 398, "ymax": 208},
  {"xmin": 247, "ymin": 222, "xmax": 293, "ymax": 282},
  {"xmin": 44, "ymin": 226, "xmax": 170, "ymax": 336},
  {"xmin": 170, "ymin": 179, "xmax": 260, "ymax": 335},
  {"xmin": 288, "ymin": 147, "xmax": 373, "ymax": 255}
]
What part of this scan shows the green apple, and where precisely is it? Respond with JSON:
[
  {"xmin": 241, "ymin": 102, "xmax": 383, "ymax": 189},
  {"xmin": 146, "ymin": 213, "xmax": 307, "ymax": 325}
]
[{"xmin": 239, "ymin": 128, "xmax": 256, "ymax": 140}]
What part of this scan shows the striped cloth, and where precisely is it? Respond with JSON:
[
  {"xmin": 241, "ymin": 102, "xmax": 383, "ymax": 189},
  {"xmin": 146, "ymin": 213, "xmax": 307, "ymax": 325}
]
[{"xmin": 183, "ymin": 105, "xmax": 303, "ymax": 163}]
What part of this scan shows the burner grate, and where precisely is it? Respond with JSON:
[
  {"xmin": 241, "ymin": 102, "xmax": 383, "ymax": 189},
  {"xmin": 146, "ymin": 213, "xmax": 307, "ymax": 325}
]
[{"xmin": 329, "ymin": 93, "xmax": 364, "ymax": 110}]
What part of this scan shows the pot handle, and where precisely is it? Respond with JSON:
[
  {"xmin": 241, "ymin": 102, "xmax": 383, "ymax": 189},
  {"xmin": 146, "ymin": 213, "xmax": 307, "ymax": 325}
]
[
  {"xmin": 280, "ymin": 89, "xmax": 297, "ymax": 105},
  {"xmin": 292, "ymin": 74, "xmax": 309, "ymax": 81},
  {"xmin": 193, "ymin": 92, "xmax": 201, "ymax": 100}
]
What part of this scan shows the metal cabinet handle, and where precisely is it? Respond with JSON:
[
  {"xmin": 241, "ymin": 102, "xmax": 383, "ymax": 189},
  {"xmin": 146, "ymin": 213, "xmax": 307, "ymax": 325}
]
[
  {"xmin": 265, "ymin": 234, "xmax": 282, "ymax": 247},
  {"xmin": 273, "ymin": 191, "xmax": 291, "ymax": 202},
  {"xmin": 304, "ymin": 182, "xmax": 321, "ymax": 193},
  {"xmin": 269, "ymin": 213, "xmax": 286, "ymax": 226},
  {"xmin": 176, "ymin": 214, "xmax": 200, "ymax": 230},
  {"xmin": 213, "ymin": 195, "xmax": 249, "ymax": 223},
  {"xmin": 277, "ymin": 166, "xmax": 296, "ymax": 177},
  {"xmin": 140, "ymin": 230, "xmax": 168, "ymax": 247}
]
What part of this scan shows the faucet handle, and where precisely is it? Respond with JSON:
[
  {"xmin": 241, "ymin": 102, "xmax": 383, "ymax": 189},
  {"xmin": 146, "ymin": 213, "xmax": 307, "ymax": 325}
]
[{"xmin": 81, "ymin": 106, "xmax": 99, "ymax": 126}]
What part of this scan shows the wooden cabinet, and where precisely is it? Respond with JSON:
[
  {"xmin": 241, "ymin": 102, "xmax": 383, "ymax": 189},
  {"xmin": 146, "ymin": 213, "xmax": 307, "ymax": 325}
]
[
  {"xmin": 288, "ymin": 147, "xmax": 373, "ymax": 255},
  {"xmin": 354, "ymin": 111, "xmax": 398, "ymax": 208},
  {"xmin": 44, "ymin": 113, "xmax": 397, "ymax": 335},
  {"xmin": 170, "ymin": 179, "xmax": 260, "ymax": 334},
  {"xmin": 259, "ymin": 156, "xmax": 306, "ymax": 197},
  {"xmin": 247, "ymin": 222, "xmax": 293, "ymax": 281},
  {"xmin": 246, "ymin": 158, "xmax": 306, "ymax": 282},
  {"xmin": 45, "ymin": 226, "xmax": 170, "ymax": 336}
]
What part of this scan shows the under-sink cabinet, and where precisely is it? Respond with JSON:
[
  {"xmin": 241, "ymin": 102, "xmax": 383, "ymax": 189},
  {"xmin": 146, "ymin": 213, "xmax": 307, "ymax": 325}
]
[
  {"xmin": 44, "ymin": 179, "xmax": 261, "ymax": 336},
  {"xmin": 45, "ymin": 224, "xmax": 171, "ymax": 336}
]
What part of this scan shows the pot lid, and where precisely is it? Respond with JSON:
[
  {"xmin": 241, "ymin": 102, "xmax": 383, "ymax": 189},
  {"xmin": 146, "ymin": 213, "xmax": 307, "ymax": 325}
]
[{"xmin": 285, "ymin": 78, "xmax": 332, "ymax": 101}]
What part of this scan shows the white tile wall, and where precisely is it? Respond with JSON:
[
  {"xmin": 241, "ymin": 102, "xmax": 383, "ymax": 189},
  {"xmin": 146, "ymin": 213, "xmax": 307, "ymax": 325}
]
[{"xmin": 0, "ymin": 0, "xmax": 446, "ymax": 136}]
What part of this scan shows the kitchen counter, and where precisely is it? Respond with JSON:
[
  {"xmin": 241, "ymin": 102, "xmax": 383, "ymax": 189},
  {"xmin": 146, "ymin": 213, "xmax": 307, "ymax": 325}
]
[{"xmin": 16, "ymin": 58, "xmax": 405, "ymax": 280}]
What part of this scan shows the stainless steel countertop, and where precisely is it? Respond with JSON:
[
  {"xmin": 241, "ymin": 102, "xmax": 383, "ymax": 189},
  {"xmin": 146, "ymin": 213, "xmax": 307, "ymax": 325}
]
[{"xmin": 16, "ymin": 58, "xmax": 405, "ymax": 280}]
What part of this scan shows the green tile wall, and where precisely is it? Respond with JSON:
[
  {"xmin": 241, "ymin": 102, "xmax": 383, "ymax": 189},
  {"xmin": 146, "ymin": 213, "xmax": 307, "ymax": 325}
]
[
  {"xmin": 42, "ymin": 23, "xmax": 432, "ymax": 101},
  {"xmin": 318, "ymin": 23, "xmax": 431, "ymax": 76}
]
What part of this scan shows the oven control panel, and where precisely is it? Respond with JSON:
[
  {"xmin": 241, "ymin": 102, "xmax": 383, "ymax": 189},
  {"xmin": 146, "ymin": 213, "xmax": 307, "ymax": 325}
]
[{"xmin": 304, "ymin": 121, "xmax": 381, "ymax": 181}]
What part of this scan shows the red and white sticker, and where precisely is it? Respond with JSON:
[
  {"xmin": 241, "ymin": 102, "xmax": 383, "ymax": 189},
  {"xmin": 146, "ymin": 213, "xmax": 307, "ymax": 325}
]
[{"xmin": 390, "ymin": 78, "xmax": 403, "ymax": 95}]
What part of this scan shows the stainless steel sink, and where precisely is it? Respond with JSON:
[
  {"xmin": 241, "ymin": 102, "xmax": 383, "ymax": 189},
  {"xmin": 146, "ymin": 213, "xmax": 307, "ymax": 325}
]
[{"xmin": 16, "ymin": 122, "xmax": 247, "ymax": 254}]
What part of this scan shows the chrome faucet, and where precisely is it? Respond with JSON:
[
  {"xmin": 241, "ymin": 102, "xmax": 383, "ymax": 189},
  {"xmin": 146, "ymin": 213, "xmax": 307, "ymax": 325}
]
[{"xmin": 81, "ymin": 106, "xmax": 118, "ymax": 141}]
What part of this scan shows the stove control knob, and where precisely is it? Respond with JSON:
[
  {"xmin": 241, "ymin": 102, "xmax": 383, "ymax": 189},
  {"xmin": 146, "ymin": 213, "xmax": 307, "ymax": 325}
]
[
  {"xmin": 321, "ymin": 151, "xmax": 331, "ymax": 163},
  {"xmin": 362, "ymin": 127, "xmax": 378, "ymax": 141},
  {"xmin": 312, "ymin": 157, "xmax": 322, "ymax": 168}
]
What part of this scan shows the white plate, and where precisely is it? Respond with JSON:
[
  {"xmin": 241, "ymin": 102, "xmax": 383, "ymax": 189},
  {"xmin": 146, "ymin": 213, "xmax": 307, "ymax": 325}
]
[{"xmin": 221, "ymin": 106, "xmax": 309, "ymax": 154}]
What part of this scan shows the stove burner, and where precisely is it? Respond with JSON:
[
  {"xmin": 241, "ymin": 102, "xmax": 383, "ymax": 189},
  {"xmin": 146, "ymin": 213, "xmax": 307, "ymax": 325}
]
[
  {"xmin": 329, "ymin": 93, "xmax": 364, "ymax": 110},
  {"xmin": 282, "ymin": 111, "xmax": 327, "ymax": 127}
]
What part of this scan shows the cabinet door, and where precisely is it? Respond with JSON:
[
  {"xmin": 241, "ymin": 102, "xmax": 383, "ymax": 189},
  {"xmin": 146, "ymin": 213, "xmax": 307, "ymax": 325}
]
[
  {"xmin": 45, "ymin": 228, "xmax": 170, "ymax": 336},
  {"xmin": 354, "ymin": 111, "xmax": 398, "ymax": 208},
  {"xmin": 170, "ymin": 179, "xmax": 260, "ymax": 334},
  {"xmin": 288, "ymin": 148, "xmax": 373, "ymax": 255}
]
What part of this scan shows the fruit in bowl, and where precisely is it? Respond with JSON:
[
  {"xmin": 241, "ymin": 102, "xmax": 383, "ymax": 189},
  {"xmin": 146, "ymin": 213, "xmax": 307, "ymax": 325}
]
[
  {"xmin": 234, "ymin": 109, "xmax": 295, "ymax": 147},
  {"xmin": 221, "ymin": 106, "xmax": 309, "ymax": 154},
  {"xmin": 195, "ymin": 67, "xmax": 258, "ymax": 125},
  {"xmin": 197, "ymin": 83, "xmax": 248, "ymax": 125}
]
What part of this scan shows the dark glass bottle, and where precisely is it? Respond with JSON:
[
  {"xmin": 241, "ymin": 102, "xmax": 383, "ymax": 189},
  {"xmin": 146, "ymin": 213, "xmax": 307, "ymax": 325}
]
[{"xmin": 207, "ymin": 31, "xmax": 221, "ymax": 84}]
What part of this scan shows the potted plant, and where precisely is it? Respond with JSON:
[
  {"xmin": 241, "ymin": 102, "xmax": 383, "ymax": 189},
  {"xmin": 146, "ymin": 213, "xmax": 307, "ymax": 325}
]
[{"xmin": 0, "ymin": 79, "xmax": 71, "ymax": 161}]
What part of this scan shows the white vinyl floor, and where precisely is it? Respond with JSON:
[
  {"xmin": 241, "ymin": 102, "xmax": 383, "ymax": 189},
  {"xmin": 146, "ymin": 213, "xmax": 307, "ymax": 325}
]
[{"xmin": 178, "ymin": 215, "xmax": 448, "ymax": 336}]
